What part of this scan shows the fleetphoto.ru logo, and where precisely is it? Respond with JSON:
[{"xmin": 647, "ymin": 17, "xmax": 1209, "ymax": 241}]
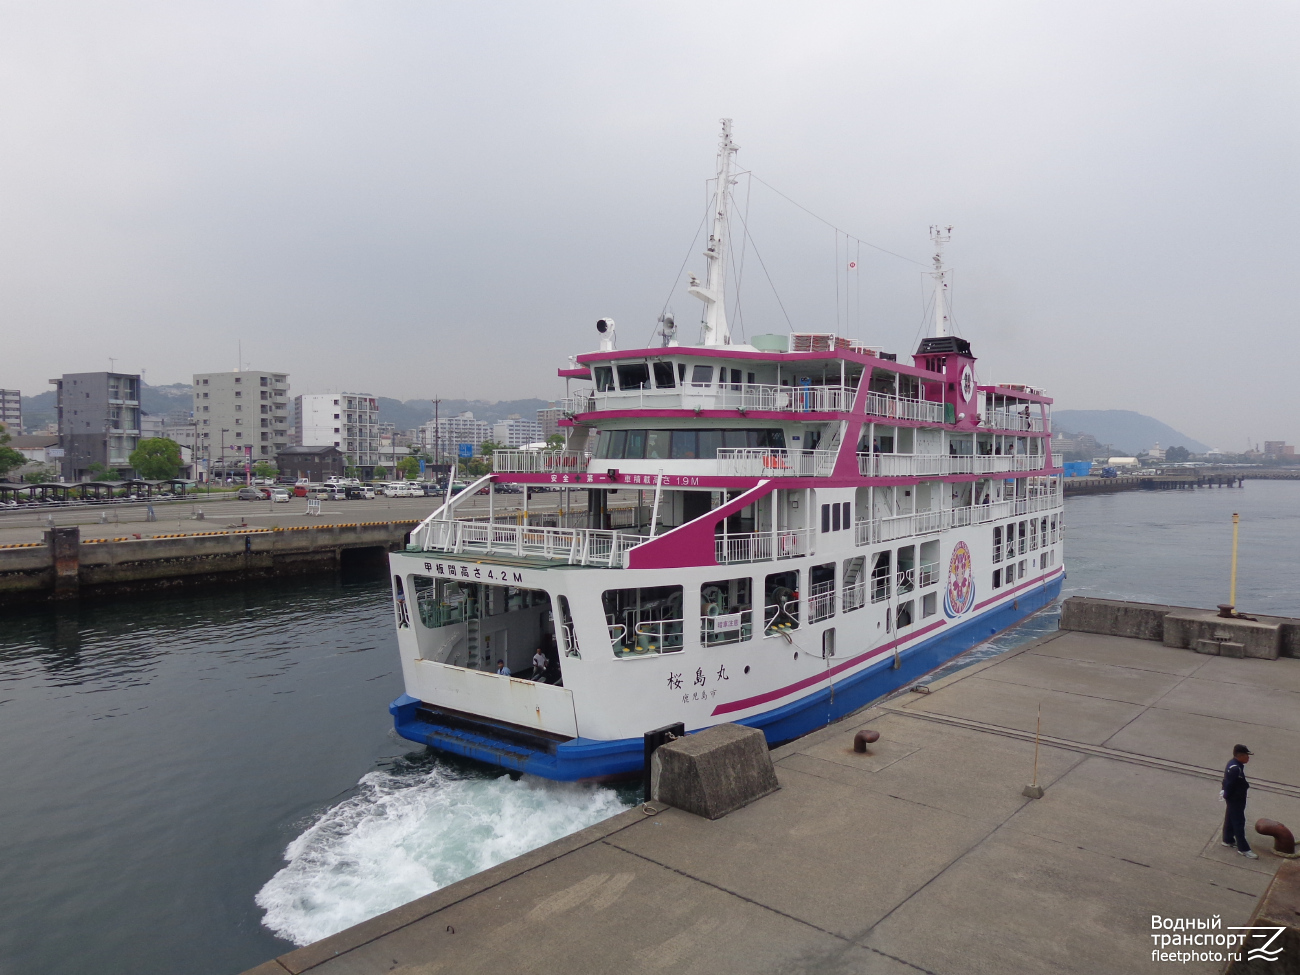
[{"xmin": 1150, "ymin": 915, "xmax": 1285, "ymax": 964}]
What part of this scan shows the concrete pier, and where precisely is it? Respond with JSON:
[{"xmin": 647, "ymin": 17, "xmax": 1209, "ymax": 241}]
[{"xmin": 243, "ymin": 605, "xmax": 1300, "ymax": 975}]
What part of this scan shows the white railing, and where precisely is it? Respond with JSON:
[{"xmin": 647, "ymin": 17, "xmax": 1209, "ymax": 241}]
[
  {"xmin": 492, "ymin": 450, "xmax": 591, "ymax": 474},
  {"xmin": 842, "ymin": 582, "xmax": 866, "ymax": 612},
  {"xmin": 858, "ymin": 453, "xmax": 1045, "ymax": 477},
  {"xmin": 852, "ymin": 497, "xmax": 1062, "ymax": 547},
  {"xmin": 716, "ymin": 448, "xmax": 837, "ymax": 478},
  {"xmin": 985, "ymin": 409, "xmax": 1046, "ymax": 432},
  {"xmin": 863, "ymin": 390, "xmax": 946, "ymax": 423},
  {"xmin": 715, "ymin": 527, "xmax": 815, "ymax": 564},
  {"xmin": 808, "ymin": 582, "xmax": 836, "ymax": 623},
  {"xmin": 917, "ymin": 560, "xmax": 939, "ymax": 588},
  {"xmin": 561, "ymin": 383, "xmax": 857, "ymax": 416},
  {"xmin": 419, "ymin": 519, "xmax": 645, "ymax": 568}
]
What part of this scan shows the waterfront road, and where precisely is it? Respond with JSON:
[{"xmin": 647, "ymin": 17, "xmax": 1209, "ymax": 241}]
[
  {"xmin": 246, "ymin": 628, "xmax": 1300, "ymax": 975},
  {"xmin": 0, "ymin": 490, "xmax": 614, "ymax": 546}
]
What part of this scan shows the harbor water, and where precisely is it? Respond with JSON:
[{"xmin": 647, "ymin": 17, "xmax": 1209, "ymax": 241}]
[{"xmin": 1, "ymin": 480, "xmax": 1298, "ymax": 974}]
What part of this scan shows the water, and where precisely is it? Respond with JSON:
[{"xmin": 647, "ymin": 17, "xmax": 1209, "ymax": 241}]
[{"xmin": 0, "ymin": 481, "xmax": 1296, "ymax": 974}]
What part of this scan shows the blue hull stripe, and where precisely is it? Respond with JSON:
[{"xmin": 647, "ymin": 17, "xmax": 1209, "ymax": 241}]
[{"xmin": 391, "ymin": 574, "xmax": 1063, "ymax": 781}]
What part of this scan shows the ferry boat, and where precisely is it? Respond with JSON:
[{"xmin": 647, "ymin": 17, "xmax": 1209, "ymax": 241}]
[{"xmin": 387, "ymin": 121, "xmax": 1064, "ymax": 780}]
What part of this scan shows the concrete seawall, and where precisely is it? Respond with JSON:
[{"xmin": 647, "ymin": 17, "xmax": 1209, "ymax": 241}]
[{"xmin": 0, "ymin": 520, "xmax": 418, "ymax": 604}]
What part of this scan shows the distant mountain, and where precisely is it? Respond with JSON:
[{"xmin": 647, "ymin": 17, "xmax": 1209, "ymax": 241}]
[
  {"xmin": 377, "ymin": 398, "xmax": 554, "ymax": 432},
  {"xmin": 1053, "ymin": 410, "xmax": 1209, "ymax": 455}
]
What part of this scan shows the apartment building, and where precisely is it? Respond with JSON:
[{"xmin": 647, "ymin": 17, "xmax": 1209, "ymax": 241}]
[
  {"xmin": 492, "ymin": 414, "xmax": 544, "ymax": 448},
  {"xmin": 294, "ymin": 392, "xmax": 380, "ymax": 467},
  {"xmin": 50, "ymin": 372, "xmax": 141, "ymax": 479},
  {"xmin": 0, "ymin": 389, "xmax": 20, "ymax": 434},
  {"xmin": 193, "ymin": 371, "xmax": 290, "ymax": 472},
  {"xmin": 418, "ymin": 411, "xmax": 491, "ymax": 458}
]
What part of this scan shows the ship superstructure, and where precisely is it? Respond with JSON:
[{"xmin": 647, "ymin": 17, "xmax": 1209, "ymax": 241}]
[{"xmin": 387, "ymin": 122, "xmax": 1064, "ymax": 780}]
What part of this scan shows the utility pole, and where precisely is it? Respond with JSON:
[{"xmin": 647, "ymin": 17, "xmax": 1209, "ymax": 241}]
[{"xmin": 432, "ymin": 397, "xmax": 442, "ymax": 483}]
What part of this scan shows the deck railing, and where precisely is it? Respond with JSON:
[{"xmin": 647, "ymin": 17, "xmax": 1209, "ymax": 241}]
[
  {"xmin": 808, "ymin": 581, "xmax": 836, "ymax": 623},
  {"xmin": 715, "ymin": 527, "xmax": 815, "ymax": 564},
  {"xmin": 863, "ymin": 390, "xmax": 946, "ymax": 423},
  {"xmin": 561, "ymin": 383, "xmax": 856, "ymax": 416},
  {"xmin": 716, "ymin": 448, "xmax": 837, "ymax": 478},
  {"xmin": 491, "ymin": 450, "xmax": 591, "ymax": 474},
  {"xmin": 985, "ymin": 409, "xmax": 1046, "ymax": 432},
  {"xmin": 853, "ymin": 496, "xmax": 1061, "ymax": 546},
  {"xmin": 859, "ymin": 453, "xmax": 1045, "ymax": 477},
  {"xmin": 419, "ymin": 519, "xmax": 644, "ymax": 568}
]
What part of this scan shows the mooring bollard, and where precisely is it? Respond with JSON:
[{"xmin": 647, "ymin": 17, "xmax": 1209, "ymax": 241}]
[
  {"xmin": 853, "ymin": 729, "xmax": 880, "ymax": 754},
  {"xmin": 1255, "ymin": 819, "xmax": 1299, "ymax": 858}
]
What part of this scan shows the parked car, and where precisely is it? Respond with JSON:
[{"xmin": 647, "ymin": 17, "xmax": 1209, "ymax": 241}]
[
  {"xmin": 386, "ymin": 481, "xmax": 413, "ymax": 497},
  {"xmin": 344, "ymin": 486, "xmax": 375, "ymax": 500},
  {"xmin": 270, "ymin": 488, "xmax": 291, "ymax": 503},
  {"xmin": 237, "ymin": 487, "xmax": 264, "ymax": 501}
]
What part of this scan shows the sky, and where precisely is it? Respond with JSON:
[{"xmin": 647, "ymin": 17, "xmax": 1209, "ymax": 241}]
[{"xmin": 1, "ymin": 1, "xmax": 1297, "ymax": 450}]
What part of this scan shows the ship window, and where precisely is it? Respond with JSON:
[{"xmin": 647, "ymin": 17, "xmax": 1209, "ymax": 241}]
[
  {"xmin": 604, "ymin": 585, "xmax": 683, "ymax": 657},
  {"xmin": 594, "ymin": 366, "xmax": 615, "ymax": 391},
  {"xmin": 922, "ymin": 592, "xmax": 937, "ymax": 618},
  {"xmin": 624, "ymin": 429, "xmax": 646, "ymax": 458},
  {"xmin": 764, "ymin": 570, "xmax": 800, "ymax": 633},
  {"xmin": 653, "ymin": 362, "xmax": 676, "ymax": 388},
  {"xmin": 723, "ymin": 429, "xmax": 749, "ymax": 449},
  {"xmin": 599, "ymin": 429, "xmax": 626, "ymax": 459},
  {"xmin": 896, "ymin": 599, "xmax": 914, "ymax": 629},
  {"xmin": 701, "ymin": 578, "xmax": 753, "ymax": 646},
  {"xmin": 821, "ymin": 504, "xmax": 831, "ymax": 533},
  {"xmin": 697, "ymin": 429, "xmax": 721, "ymax": 458},
  {"xmin": 617, "ymin": 363, "xmax": 651, "ymax": 390},
  {"xmin": 678, "ymin": 363, "xmax": 686, "ymax": 382},
  {"xmin": 690, "ymin": 365, "xmax": 713, "ymax": 386},
  {"xmin": 645, "ymin": 430, "xmax": 670, "ymax": 459},
  {"xmin": 993, "ymin": 568, "xmax": 1002, "ymax": 589},
  {"xmin": 670, "ymin": 430, "xmax": 698, "ymax": 459}
]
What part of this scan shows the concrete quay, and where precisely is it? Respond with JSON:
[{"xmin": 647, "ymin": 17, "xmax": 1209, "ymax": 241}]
[{"xmin": 243, "ymin": 608, "xmax": 1300, "ymax": 975}]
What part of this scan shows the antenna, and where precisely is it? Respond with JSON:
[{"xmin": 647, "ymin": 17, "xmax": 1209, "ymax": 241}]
[
  {"xmin": 689, "ymin": 119, "xmax": 739, "ymax": 346},
  {"xmin": 108, "ymin": 357, "xmax": 117, "ymax": 373},
  {"xmin": 929, "ymin": 225, "xmax": 953, "ymax": 338}
]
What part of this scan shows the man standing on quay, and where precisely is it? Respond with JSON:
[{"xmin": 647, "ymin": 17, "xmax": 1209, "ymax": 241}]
[{"xmin": 1221, "ymin": 744, "xmax": 1258, "ymax": 859}]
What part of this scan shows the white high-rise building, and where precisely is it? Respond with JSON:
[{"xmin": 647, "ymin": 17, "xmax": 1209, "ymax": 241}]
[
  {"xmin": 295, "ymin": 392, "xmax": 380, "ymax": 467},
  {"xmin": 419, "ymin": 411, "xmax": 491, "ymax": 458},
  {"xmin": 492, "ymin": 414, "xmax": 544, "ymax": 448},
  {"xmin": 0, "ymin": 389, "xmax": 21, "ymax": 434}
]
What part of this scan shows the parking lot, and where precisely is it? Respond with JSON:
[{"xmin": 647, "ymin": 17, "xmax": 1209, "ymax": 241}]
[{"xmin": 0, "ymin": 489, "xmax": 595, "ymax": 546}]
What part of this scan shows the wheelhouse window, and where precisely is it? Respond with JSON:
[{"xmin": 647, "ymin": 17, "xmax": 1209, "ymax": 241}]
[
  {"xmin": 594, "ymin": 366, "xmax": 615, "ymax": 391},
  {"xmin": 701, "ymin": 578, "xmax": 753, "ymax": 646},
  {"xmin": 653, "ymin": 362, "xmax": 676, "ymax": 388},
  {"xmin": 616, "ymin": 363, "xmax": 651, "ymax": 390},
  {"xmin": 604, "ymin": 585, "xmax": 683, "ymax": 657},
  {"xmin": 690, "ymin": 364, "xmax": 713, "ymax": 386}
]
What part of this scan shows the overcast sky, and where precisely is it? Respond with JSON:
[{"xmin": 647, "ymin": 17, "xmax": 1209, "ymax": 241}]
[{"xmin": 2, "ymin": 1, "xmax": 1296, "ymax": 449}]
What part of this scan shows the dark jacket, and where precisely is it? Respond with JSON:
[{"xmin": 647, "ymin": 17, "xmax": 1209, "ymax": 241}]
[{"xmin": 1222, "ymin": 758, "xmax": 1250, "ymax": 804}]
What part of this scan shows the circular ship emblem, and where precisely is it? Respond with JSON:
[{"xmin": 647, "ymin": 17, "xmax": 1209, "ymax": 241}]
[
  {"xmin": 944, "ymin": 541, "xmax": 975, "ymax": 617},
  {"xmin": 960, "ymin": 365, "xmax": 974, "ymax": 402}
]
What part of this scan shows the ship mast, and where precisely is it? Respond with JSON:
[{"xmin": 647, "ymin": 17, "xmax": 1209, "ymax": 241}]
[
  {"xmin": 690, "ymin": 119, "xmax": 739, "ymax": 346},
  {"xmin": 929, "ymin": 224, "xmax": 953, "ymax": 337}
]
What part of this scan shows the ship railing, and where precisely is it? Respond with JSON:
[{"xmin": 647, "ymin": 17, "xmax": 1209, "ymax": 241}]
[
  {"xmin": 808, "ymin": 580, "xmax": 836, "ymax": 623},
  {"xmin": 842, "ymin": 581, "xmax": 867, "ymax": 613},
  {"xmin": 858, "ymin": 453, "xmax": 1045, "ymax": 477},
  {"xmin": 917, "ymin": 560, "xmax": 940, "ymax": 588},
  {"xmin": 701, "ymin": 609, "xmax": 753, "ymax": 646},
  {"xmin": 716, "ymin": 448, "xmax": 837, "ymax": 478},
  {"xmin": 985, "ymin": 409, "xmax": 1046, "ymax": 432},
  {"xmin": 715, "ymin": 527, "xmax": 815, "ymax": 564},
  {"xmin": 863, "ymin": 390, "xmax": 946, "ymax": 423},
  {"xmin": 419, "ymin": 519, "xmax": 645, "ymax": 568},
  {"xmin": 561, "ymin": 383, "xmax": 857, "ymax": 416},
  {"xmin": 491, "ymin": 450, "xmax": 591, "ymax": 474}
]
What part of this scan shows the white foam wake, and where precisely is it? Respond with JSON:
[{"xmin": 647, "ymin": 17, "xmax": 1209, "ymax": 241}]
[{"xmin": 256, "ymin": 761, "xmax": 630, "ymax": 946}]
